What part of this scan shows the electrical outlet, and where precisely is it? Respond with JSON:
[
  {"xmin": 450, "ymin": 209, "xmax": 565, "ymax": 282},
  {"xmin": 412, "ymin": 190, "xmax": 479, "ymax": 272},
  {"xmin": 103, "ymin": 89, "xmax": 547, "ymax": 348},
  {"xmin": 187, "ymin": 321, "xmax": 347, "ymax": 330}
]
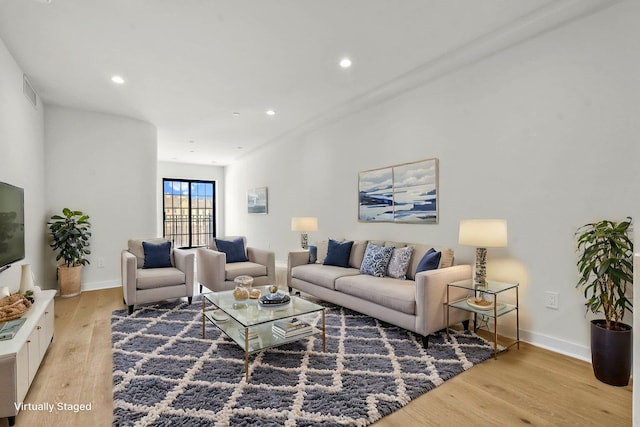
[
  {"xmin": 545, "ymin": 291, "xmax": 559, "ymax": 309},
  {"xmin": 97, "ymin": 257, "xmax": 105, "ymax": 268}
]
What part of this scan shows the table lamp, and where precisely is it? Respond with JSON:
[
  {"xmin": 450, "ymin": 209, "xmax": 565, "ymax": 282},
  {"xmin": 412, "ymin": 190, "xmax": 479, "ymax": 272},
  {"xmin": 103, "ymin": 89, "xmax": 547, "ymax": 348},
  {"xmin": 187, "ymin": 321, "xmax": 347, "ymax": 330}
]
[
  {"xmin": 458, "ymin": 219, "xmax": 508, "ymax": 287},
  {"xmin": 291, "ymin": 217, "xmax": 318, "ymax": 249}
]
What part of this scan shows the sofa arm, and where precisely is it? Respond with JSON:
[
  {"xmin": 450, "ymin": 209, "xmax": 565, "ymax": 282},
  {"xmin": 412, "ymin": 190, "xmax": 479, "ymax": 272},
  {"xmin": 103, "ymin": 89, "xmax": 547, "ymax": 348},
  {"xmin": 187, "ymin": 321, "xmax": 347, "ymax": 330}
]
[
  {"xmin": 174, "ymin": 248, "xmax": 196, "ymax": 296},
  {"xmin": 247, "ymin": 247, "xmax": 276, "ymax": 284},
  {"xmin": 414, "ymin": 264, "xmax": 472, "ymax": 336},
  {"xmin": 197, "ymin": 247, "xmax": 226, "ymax": 292},
  {"xmin": 287, "ymin": 251, "xmax": 311, "ymax": 284},
  {"xmin": 121, "ymin": 250, "xmax": 138, "ymax": 305}
]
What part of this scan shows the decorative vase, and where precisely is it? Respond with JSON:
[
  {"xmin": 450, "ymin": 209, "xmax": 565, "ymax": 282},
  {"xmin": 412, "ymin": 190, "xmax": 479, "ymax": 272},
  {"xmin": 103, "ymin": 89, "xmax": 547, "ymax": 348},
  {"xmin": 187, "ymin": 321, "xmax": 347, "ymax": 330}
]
[
  {"xmin": 19, "ymin": 263, "xmax": 35, "ymax": 295},
  {"xmin": 233, "ymin": 275, "xmax": 254, "ymax": 300}
]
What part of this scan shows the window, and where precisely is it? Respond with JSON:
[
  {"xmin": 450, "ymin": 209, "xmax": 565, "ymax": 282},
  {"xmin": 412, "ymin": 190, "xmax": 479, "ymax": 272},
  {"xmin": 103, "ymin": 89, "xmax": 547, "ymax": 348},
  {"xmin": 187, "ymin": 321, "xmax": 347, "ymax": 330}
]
[{"xmin": 163, "ymin": 179, "xmax": 215, "ymax": 248}]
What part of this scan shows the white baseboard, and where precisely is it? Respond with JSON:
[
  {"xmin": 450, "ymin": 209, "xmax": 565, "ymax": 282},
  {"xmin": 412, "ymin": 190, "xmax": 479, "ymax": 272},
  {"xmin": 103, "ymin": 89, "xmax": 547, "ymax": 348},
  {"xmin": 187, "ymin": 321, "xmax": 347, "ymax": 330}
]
[
  {"xmin": 82, "ymin": 280, "xmax": 121, "ymax": 292},
  {"xmin": 520, "ymin": 329, "xmax": 590, "ymax": 362}
]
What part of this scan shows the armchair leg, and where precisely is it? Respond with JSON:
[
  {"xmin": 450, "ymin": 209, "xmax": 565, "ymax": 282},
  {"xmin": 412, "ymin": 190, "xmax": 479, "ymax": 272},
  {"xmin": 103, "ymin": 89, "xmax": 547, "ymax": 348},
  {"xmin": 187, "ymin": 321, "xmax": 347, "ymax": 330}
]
[
  {"xmin": 128, "ymin": 305, "xmax": 134, "ymax": 315},
  {"xmin": 199, "ymin": 284, "xmax": 203, "ymax": 293},
  {"xmin": 188, "ymin": 297, "xmax": 192, "ymax": 305},
  {"xmin": 462, "ymin": 320, "xmax": 470, "ymax": 331},
  {"xmin": 421, "ymin": 335, "xmax": 429, "ymax": 348}
]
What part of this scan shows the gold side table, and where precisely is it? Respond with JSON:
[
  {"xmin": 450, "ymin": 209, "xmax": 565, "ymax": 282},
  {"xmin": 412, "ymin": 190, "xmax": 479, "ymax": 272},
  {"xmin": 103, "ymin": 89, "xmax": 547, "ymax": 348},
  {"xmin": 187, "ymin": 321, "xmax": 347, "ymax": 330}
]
[{"xmin": 446, "ymin": 278, "xmax": 519, "ymax": 359}]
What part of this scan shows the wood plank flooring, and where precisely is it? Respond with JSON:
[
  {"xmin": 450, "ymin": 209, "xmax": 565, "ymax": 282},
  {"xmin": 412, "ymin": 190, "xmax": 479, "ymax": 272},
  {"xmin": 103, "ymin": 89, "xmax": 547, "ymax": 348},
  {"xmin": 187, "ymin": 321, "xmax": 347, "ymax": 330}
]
[{"xmin": 1, "ymin": 287, "xmax": 631, "ymax": 426}]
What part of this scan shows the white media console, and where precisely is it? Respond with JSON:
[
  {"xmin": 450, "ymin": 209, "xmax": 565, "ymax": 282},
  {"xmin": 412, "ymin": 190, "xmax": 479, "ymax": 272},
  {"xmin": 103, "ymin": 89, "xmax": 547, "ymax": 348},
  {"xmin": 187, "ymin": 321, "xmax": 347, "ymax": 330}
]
[{"xmin": 0, "ymin": 290, "xmax": 55, "ymax": 426}]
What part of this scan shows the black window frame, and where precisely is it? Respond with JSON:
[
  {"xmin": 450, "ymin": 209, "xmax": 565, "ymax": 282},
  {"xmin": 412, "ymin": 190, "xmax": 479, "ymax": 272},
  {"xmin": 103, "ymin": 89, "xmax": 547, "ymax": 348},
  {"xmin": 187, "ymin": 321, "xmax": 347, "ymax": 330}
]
[{"xmin": 162, "ymin": 178, "xmax": 216, "ymax": 249}]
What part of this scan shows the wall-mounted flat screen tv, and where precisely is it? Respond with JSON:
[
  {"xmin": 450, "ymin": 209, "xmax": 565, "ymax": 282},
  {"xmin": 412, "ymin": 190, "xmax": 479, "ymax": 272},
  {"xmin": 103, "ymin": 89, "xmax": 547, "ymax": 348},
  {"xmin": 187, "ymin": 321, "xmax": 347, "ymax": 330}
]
[{"xmin": 0, "ymin": 182, "xmax": 25, "ymax": 272}]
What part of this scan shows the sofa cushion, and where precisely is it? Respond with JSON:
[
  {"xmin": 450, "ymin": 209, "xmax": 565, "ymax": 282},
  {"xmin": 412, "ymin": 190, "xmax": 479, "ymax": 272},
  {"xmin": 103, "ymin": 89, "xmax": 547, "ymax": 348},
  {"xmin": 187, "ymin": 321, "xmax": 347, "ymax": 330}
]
[
  {"xmin": 291, "ymin": 264, "xmax": 360, "ymax": 290},
  {"xmin": 349, "ymin": 240, "xmax": 369, "ymax": 269},
  {"xmin": 136, "ymin": 267, "xmax": 185, "ymax": 290},
  {"xmin": 386, "ymin": 246, "xmax": 414, "ymax": 280},
  {"xmin": 215, "ymin": 237, "xmax": 249, "ymax": 263},
  {"xmin": 360, "ymin": 242, "xmax": 394, "ymax": 277},
  {"xmin": 225, "ymin": 262, "xmax": 267, "ymax": 280},
  {"xmin": 142, "ymin": 240, "xmax": 172, "ymax": 269},
  {"xmin": 128, "ymin": 238, "xmax": 173, "ymax": 269},
  {"xmin": 416, "ymin": 248, "xmax": 441, "ymax": 273},
  {"xmin": 335, "ymin": 275, "xmax": 416, "ymax": 315},
  {"xmin": 324, "ymin": 239, "xmax": 353, "ymax": 268}
]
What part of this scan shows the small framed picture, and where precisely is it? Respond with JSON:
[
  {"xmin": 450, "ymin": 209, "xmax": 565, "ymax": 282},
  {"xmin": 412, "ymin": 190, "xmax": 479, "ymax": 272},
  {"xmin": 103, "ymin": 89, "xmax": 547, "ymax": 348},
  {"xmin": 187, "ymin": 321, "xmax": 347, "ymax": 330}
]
[{"xmin": 247, "ymin": 187, "xmax": 268, "ymax": 214}]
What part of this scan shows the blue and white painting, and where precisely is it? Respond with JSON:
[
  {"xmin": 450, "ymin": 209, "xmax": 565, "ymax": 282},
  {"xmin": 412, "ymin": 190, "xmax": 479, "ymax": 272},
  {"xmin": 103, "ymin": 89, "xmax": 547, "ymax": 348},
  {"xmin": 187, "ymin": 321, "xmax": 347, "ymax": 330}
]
[
  {"xmin": 247, "ymin": 187, "xmax": 268, "ymax": 214},
  {"xmin": 358, "ymin": 158, "xmax": 438, "ymax": 223},
  {"xmin": 358, "ymin": 168, "xmax": 393, "ymax": 222}
]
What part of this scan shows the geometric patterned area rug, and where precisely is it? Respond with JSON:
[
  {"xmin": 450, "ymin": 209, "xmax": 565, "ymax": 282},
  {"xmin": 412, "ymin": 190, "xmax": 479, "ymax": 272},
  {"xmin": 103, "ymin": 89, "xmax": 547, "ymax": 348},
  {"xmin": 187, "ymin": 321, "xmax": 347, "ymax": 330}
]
[{"xmin": 112, "ymin": 296, "xmax": 495, "ymax": 426}]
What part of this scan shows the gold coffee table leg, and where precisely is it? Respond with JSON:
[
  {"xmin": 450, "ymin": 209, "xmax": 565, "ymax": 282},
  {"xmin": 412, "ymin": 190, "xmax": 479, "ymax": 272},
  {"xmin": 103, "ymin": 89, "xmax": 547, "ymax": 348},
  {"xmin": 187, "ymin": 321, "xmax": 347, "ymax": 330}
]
[
  {"xmin": 201, "ymin": 297, "xmax": 205, "ymax": 338},
  {"xmin": 322, "ymin": 309, "xmax": 326, "ymax": 352},
  {"xmin": 245, "ymin": 328, "xmax": 249, "ymax": 382}
]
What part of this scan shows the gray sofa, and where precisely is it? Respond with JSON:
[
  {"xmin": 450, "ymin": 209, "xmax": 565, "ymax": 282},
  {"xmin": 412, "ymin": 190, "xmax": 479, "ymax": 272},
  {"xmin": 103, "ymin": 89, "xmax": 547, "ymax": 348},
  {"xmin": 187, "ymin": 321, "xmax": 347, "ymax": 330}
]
[{"xmin": 288, "ymin": 239, "xmax": 472, "ymax": 345}]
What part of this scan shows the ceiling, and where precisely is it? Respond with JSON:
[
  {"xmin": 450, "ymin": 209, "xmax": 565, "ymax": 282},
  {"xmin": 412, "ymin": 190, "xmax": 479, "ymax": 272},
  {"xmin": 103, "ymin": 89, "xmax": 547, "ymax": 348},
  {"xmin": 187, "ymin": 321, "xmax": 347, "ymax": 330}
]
[{"xmin": 0, "ymin": 0, "xmax": 607, "ymax": 165}]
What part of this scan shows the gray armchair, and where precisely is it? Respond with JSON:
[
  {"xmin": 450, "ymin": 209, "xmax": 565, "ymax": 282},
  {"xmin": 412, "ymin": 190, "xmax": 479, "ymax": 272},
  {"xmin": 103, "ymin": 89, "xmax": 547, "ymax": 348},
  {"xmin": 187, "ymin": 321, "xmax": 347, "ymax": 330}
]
[
  {"xmin": 197, "ymin": 236, "xmax": 275, "ymax": 292},
  {"xmin": 122, "ymin": 238, "xmax": 195, "ymax": 314}
]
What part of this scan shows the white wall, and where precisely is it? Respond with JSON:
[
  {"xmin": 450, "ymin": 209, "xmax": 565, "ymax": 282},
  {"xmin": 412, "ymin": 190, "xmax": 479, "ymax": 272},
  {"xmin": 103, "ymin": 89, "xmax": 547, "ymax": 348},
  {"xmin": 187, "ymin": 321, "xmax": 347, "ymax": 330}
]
[
  {"xmin": 225, "ymin": 1, "xmax": 640, "ymax": 360},
  {"xmin": 0, "ymin": 38, "xmax": 46, "ymax": 293},
  {"xmin": 157, "ymin": 161, "xmax": 225, "ymax": 238},
  {"xmin": 634, "ymin": 253, "xmax": 639, "ymax": 425},
  {"xmin": 44, "ymin": 106, "xmax": 157, "ymax": 290}
]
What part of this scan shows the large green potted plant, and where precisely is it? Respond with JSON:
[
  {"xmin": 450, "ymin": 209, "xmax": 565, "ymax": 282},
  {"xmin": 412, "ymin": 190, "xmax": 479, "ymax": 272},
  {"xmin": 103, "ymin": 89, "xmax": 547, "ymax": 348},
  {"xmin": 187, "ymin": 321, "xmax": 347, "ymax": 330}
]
[
  {"xmin": 575, "ymin": 217, "xmax": 633, "ymax": 386},
  {"xmin": 48, "ymin": 208, "xmax": 91, "ymax": 298}
]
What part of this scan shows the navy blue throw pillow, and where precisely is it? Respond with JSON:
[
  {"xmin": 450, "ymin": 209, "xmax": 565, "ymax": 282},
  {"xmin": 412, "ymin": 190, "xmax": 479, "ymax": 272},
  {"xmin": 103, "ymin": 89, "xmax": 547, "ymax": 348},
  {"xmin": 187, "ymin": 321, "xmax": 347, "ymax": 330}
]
[
  {"xmin": 142, "ymin": 240, "xmax": 172, "ymax": 269},
  {"xmin": 416, "ymin": 248, "xmax": 441, "ymax": 273},
  {"xmin": 308, "ymin": 245, "xmax": 318, "ymax": 264},
  {"xmin": 323, "ymin": 239, "xmax": 353, "ymax": 268},
  {"xmin": 215, "ymin": 238, "xmax": 249, "ymax": 263}
]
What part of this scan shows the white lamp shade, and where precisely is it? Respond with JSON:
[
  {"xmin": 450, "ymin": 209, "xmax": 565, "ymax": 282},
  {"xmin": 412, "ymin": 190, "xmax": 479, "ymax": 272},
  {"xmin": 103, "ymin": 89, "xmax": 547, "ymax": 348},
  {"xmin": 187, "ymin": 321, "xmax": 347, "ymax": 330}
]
[
  {"xmin": 459, "ymin": 219, "xmax": 508, "ymax": 247},
  {"xmin": 291, "ymin": 217, "xmax": 318, "ymax": 232}
]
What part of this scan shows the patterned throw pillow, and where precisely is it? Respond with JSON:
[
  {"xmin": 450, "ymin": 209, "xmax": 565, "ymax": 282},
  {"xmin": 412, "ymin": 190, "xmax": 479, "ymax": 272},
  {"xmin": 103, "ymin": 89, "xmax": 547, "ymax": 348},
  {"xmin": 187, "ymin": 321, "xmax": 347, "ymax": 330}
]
[
  {"xmin": 386, "ymin": 246, "xmax": 414, "ymax": 279},
  {"xmin": 360, "ymin": 242, "xmax": 394, "ymax": 277}
]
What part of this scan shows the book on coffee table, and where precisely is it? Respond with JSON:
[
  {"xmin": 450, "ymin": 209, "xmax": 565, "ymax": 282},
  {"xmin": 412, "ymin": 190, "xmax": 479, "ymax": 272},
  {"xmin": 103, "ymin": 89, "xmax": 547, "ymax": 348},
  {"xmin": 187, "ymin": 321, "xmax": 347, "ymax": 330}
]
[
  {"xmin": 239, "ymin": 328, "xmax": 259, "ymax": 341},
  {"xmin": 272, "ymin": 318, "xmax": 312, "ymax": 338}
]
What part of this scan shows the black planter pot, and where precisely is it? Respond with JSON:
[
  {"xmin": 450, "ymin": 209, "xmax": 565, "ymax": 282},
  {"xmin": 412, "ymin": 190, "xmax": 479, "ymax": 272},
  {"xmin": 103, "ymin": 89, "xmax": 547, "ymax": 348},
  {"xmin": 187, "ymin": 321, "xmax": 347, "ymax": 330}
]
[{"xmin": 590, "ymin": 319, "xmax": 632, "ymax": 386}]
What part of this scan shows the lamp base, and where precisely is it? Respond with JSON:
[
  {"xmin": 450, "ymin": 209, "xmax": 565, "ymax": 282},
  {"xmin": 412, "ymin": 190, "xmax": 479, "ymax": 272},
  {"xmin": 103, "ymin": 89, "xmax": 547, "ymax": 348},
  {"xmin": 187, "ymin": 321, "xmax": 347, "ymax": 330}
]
[
  {"xmin": 473, "ymin": 247, "xmax": 487, "ymax": 288},
  {"xmin": 300, "ymin": 232, "xmax": 309, "ymax": 249}
]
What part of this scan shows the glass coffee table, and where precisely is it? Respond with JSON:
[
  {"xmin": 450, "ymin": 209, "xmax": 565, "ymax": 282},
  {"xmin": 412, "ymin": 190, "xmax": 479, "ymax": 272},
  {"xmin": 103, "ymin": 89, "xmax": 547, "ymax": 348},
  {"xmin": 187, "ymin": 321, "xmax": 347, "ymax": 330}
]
[{"xmin": 202, "ymin": 287, "xmax": 326, "ymax": 382}]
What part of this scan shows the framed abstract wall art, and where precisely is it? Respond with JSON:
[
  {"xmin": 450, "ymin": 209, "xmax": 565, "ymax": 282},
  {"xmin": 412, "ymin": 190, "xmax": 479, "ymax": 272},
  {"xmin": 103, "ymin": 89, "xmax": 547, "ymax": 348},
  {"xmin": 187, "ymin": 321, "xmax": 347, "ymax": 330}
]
[
  {"xmin": 247, "ymin": 187, "xmax": 268, "ymax": 214},
  {"xmin": 358, "ymin": 158, "xmax": 438, "ymax": 224}
]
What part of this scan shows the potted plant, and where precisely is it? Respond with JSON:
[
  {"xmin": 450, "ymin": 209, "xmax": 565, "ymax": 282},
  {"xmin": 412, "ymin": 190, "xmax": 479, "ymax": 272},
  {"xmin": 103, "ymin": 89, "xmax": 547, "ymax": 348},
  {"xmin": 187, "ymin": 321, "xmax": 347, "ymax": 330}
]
[
  {"xmin": 48, "ymin": 208, "xmax": 91, "ymax": 298},
  {"xmin": 575, "ymin": 217, "xmax": 633, "ymax": 386}
]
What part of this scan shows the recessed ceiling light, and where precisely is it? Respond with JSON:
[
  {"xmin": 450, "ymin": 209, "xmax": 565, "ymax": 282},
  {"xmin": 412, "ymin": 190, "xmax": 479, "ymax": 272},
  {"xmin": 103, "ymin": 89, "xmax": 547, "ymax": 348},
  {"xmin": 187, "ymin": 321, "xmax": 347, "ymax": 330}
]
[
  {"xmin": 232, "ymin": 112, "xmax": 240, "ymax": 117},
  {"xmin": 339, "ymin": 57, "xmax": 352, "ymax": 68},
  {"xmin": 111, "ymin": 75, "xmax": 125, "ymax": 84},
  {"xmin": 266, "ymin": 109, "xmax": 276, "ymax": 116}
]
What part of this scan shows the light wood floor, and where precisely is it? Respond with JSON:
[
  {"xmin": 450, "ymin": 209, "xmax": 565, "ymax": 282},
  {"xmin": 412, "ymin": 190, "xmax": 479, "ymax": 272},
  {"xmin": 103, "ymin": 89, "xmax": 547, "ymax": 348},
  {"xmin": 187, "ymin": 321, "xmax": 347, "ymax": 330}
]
[{"xmin": 2, "ymin": 287, "xmax": 632, "ymax": 427}]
